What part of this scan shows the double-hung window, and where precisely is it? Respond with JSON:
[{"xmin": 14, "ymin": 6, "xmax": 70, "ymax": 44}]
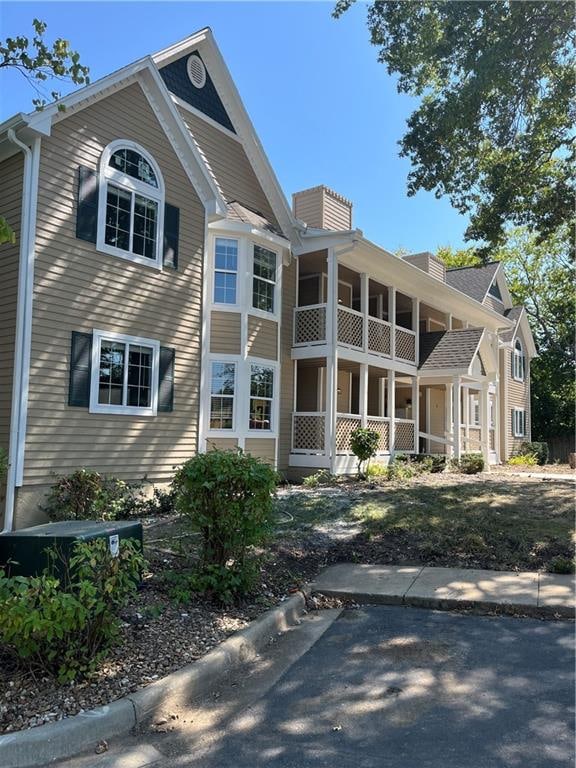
[
  {"xmin": 252, "ymin": 245, "xmax": 277, "ymax": 313},
  {"xmin": 512, "ymin": 408, "xmax": 526, "ymax": 437},
  {"xmin": 470, "ymin": 396, "xmax": 480, "ymax": 426},
  {"xmin": 249, "ymin": 365, "xmax": 274, "ymax": 430},
  {"xmin": 210, "ymin": 362, "xmax": 236, "ymax": 429},
  {"xmin": 90, "ymin": 331, "xmax": 159, "ymax": 415},
  {"xmin": 99, "ymin": 141, "xmax": 164, "ymax": 267},
  {"xmin": 214, "ymin": 238, "xmax": 238, "ymax": 304},
  {"xmin": 513, "ymin": 339, "xmax": 525, "ymax": 381}
]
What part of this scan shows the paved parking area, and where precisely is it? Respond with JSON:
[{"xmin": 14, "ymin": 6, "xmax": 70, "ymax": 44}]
[{"xmin": 151, "ymin": 606, "xmax": 574, "ymax": 768}]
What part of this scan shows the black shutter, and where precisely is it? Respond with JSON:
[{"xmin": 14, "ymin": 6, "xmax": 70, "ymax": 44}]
[
  {"xmin": 158, "ymin": 347, "xmax": 175, "ymax": 412},
  {"xmin": 163, "ymin": 203, "xmax": 180, "ymax": 269},
  {"xmin": 69, "ymin": 331, "xmax": 93, "ymax": 407},
  {"xmin": 76, "ymin": 166, "xmax": 99, "ymax": 243}
]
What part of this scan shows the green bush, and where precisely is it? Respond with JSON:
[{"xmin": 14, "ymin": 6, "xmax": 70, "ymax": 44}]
[
  {"xmin": 365, "ymin": 462, "xmax": 388, "ymax": 478},
  {"xmin": 415, "ymin": 454, "xmax": 446, "ymax": 473},
  {"xmin": 519, "ymin": 441, "xmax": 549, "ymax": 465},
  {"xmin": 547, "ymin": 555, "xmax": 575, "ymax": 574},
  {"xmin": 172, "ymin": 450, "xmax": 277, "ymax": 603},
  {"xmin": 42, "ymin": 469, "xmax": 145, "ymax": 522},
  {"xmin": 508, "ymin": 454, "xmax": 538, "ymax": 466},
  {"xmin": 453, "ymin": 453, "xmax": 485, "ymax": 474},
  {"xmin": 350, "ymin": 428, "xmax": 380, "ymax": 477},
  {"xmin": 302, "ymin": 469, "xmax": 338, "ymax": 488},
  {"xmin": 0, "ymin": 448, "xmax": 7, "ymax": 485},
  {"xmin": 0, "ymin": 538, "xmax": 144, "ymax": 682},
  {"xmin": 387, "ymin": 457, "xmax": 418, "ymax": 481}
]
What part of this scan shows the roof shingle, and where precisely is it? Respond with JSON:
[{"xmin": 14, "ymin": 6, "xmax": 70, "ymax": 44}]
[
  {"xmin": 445, "ymin": 262, "xmax": 500, "ymax": 303},
  {"xmin": 226, "ymin": 200, "xmax": 285, "ymax": 238},
  {"xmin": 500, "ymin": 306, "xmax": 524, "ymax": 343},
  {"xmin": 418, "ymin": 328, "xmax": 484, "ymax": 372}
]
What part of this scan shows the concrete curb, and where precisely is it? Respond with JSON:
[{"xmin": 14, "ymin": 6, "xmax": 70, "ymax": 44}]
[{"xmin": 0, "ymin": 591, "xmax": 309, "ymax": 768}]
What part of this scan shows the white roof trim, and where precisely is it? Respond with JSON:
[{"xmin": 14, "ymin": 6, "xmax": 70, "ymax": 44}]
[{"xmin": 510, "ymin": 307, "xmax": 538, "ymax": 358}]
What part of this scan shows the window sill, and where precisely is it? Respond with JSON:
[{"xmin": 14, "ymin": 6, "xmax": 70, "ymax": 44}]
[
  {"xmin": 89, "ymin": 405, "xmax": 157, "ymax": 417},
  {"xmin": 97, "ymin": 242, "xmax": 163, "ymax": 271}
]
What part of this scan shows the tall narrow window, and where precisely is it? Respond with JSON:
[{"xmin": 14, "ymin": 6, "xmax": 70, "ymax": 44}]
[
  {"xmin": 98, "ymin": 141, "xmax": 164, "ymax": 267},
  {"xmin": 513, "ymin": 339, "xmax": 525, "ymax": 381},
  {"xmin": 249, "ymin": 365, "xmax": 274, "ymax": 430},
  {"xmin": 214, "ymin": 238, "xmax": 238, "ymax": 304},
  {"xmin": 513, "ymin": 408, "xmax": 526, "ymax": 437},
  {"xmin": 252, "ymin": 245, "xmax": 276, "ymax": 313},
  {"xmin": 210, "ymin": 362, "xmax": 236, "ymax": 429},
  {"xmin": 90, "ymin": 331, "xmax": 159, "ymax": 415}
]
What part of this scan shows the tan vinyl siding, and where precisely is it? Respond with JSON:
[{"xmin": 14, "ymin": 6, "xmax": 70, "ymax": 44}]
[
  {"xmin": 245, "ymin": 437, "xmax": 275, "ymax": 464},
  {"xmin": 292, "ymin": 193, "xmax": 323, "ymax": 230},
  {"xmin": 506, "ymin": 332, "xmax": 530, "ymax": 457},
  {"xmin": 483, "ymin": 295, "xmax": 505, "ymax": 314},
  {"xmin": 322, "ymin": 192, "xmax": 351, "ymax": 231},
  {"xmin": 277, "ymin": 259, "xmax": 296, "ymax": 472},
  {"xmin": 403, "ymin": 253, "xmax": 446, "ymax": 282},
  {"xmin": 0, "ymin": 152, "xmax": 23, "ymax": 518},
  {"xmin": 210, "ymin": 311, "xmax": 241, "ymax": 354},
  {"xmin": 177, "ymin": 108, "xmax": 279, "ymax": 230},
  {"xmin": 246, "ymin": 315, "xmax": 277, "ymax": 360},
  {"xmin": 22, "ymin": 82, "xmax": 205, "ymax": 505},
  {"xmin": 206, "ymin": 438, "xmax": 237, "ymax": 451}
]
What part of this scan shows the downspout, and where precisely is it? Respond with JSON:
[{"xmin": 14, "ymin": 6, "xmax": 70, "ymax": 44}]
[{"xmin": 3, "ymin": 131, "xmax": 40, "ymax": 533}]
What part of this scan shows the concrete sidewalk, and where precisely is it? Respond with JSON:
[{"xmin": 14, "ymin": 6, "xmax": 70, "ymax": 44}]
[
  {"xmin": 503, "ymin": 470, "xmax": 576, "ymax": 482},
  {"xmin": 312, "ymin": 564, "xmax": 575, "ymax": 617}
]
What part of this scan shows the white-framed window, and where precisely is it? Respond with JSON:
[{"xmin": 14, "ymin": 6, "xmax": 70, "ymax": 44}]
[
  {"xmin": 252, "ymin": 244, "xmax": 277, "ymax": 314},
  {"xmin": 214, "ymin": 238, "xmax": 238, "ymax": 305},
  {"xmin": 512, "ymin": 408, "xmax": 526, "ymax": 437},
  {"xmin": 249, "ymin": 364, "xmax": 274, "ymax": 430},
  {"xmin": 489, "ymin": 398, "xmax": 495, "ymax": 428},
  {"xmin": 470, "ymin": 395, "xmax": 480, "ymax": 426},
  {"xmin": 97, "ymin": 140, "xmax": 164, "ymax": 268},
  {"xmin": 90, "ymin": 330, "xmax": 159, "ymax": 416},
  {"xmin": 513, "ymin": 339, "xmax": 525, "ymax": 381},
  {"xmin": 209, "ymin": 361, "xmax": 236, "ymax": 430}
]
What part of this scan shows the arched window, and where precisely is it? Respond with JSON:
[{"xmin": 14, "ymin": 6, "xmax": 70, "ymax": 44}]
[
  {"xmin": 97, "ymin": 140, "xmax": 164, "ymax": 268},
  {"xmin": 513, "ymin": 338, "xmax": 525, "ymax": 381}
]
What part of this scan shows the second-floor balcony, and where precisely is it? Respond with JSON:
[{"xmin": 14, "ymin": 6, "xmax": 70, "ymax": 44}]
[{"xmin": 293, "ymin": 303, "xmax": 417, "ymax": 364}]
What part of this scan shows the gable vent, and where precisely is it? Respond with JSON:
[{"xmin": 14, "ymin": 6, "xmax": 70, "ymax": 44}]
[{"xmin": 187, "ymin": 54, "xmax": 206, "ymax": 89}]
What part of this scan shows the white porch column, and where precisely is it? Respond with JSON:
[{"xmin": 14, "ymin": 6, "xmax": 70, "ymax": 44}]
[
  {"xmin": 389, "ymin": 370, "xmax": 396, "ymax": 456},
  {"xmin": 361, "ymin": 273, "xmax": 369, "ymax": 353},
  {"xmin": 412, "ymin": 375, "xmax": 420, "ymax": 453},
  {"xmin": 379, "ymin": 377, "xmax": 386, "ymax": 418},
  {"xmin": 359, "ymin": 363, "xmax": 368, "ymax": 428},
  {"xmin": 493, "ymin": 381, "xmax": 500, "ymax": 464},
  {"xmin": 412, "ymin": 297, "xmax": 420, "ymax": 365},
  {"xmin": 327, "ymin": 248, "xmax": 338, "ymax": 347},
  {"xmin": 389, "ymin": 287, "xmax": 396, "ymax": 360},
  {"xmin": 452, "ymin": 376, "xmax": 461, "ymax": 459},
  {"xmin": 463, "ymin": 386, "xmax": 470, "ymax": 452},
  {"xmin": 445, "ymin": 382, "xmax": 453, "ymax": 457},
  {"xmin": 326, "ymin": 248, "xmax": 339, "ymax": 470},
  {"xmin": 480, "ymin": 381, "xmax": 490, "ymax": 467}
]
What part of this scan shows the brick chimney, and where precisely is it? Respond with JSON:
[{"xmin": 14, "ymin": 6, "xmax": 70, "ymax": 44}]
[{"xmin": 292, "ymin": 185, "xmax": 353, "ymax": 231}]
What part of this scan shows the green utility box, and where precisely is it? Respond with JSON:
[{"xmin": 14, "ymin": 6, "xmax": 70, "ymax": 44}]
[{"xmin": 0, "ymin": 520, "xmax": 143, "ymax": 578}]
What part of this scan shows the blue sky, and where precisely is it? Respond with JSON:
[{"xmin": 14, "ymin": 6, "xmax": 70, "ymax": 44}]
[{"xmin": 0, "ymin": 2, "xmax": 470, "ymax": 253}]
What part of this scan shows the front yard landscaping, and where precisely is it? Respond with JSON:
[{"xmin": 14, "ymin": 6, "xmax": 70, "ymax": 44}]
[{"xmin": 0, "ymin": 466, "xmax": 573, "ymax": 734}]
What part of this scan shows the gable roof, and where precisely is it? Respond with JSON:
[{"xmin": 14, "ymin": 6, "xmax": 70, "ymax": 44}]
[
  {"xmin": 445, "ymin": 262, "xmax": 500, "ymax": 303},
  {"xmin": 500, "ymin": 306, "xmax": 524, "ymax": 343},
  {"xmin": 419, "ymin": 328, "xmax": 484, "ymax": 372}
]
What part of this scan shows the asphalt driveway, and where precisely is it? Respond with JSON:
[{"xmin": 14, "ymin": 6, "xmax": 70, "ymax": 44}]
[{"xmin": 155, "ymin": 606, "xmax": 574, "ymax": 768}]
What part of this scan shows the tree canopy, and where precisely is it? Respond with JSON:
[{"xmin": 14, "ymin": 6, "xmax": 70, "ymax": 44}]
[
  {"xmin": 0, "ymin": 19, "xmax": 89, "ymax": 244},
  {"xmin": 334, "ymin": 1, "xmax": 575, "ymax": 257},
  {"xmin": 438, "ymin": 227, "xmax": 575, "ymax": 438}
]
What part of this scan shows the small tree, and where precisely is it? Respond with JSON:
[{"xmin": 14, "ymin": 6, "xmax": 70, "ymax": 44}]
[
  {"xmin": 350, "ymin": 428, "xmax": 380, "ymax": 478},
  {"xmin": 172, "ymin": 450, "xmax": 277, "ymax": 602}
]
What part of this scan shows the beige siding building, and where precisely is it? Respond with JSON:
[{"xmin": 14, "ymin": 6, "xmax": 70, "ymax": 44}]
[{"xmin": 0, "ymin": 28, "xmax": 536, "ymax": 529}]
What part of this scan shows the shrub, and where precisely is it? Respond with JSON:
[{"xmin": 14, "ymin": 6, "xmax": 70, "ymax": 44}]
[
  {"xmin": 42, "ymin": 469, "xmax": 146, "ymax": 522},
  {"xmin": 387, "ymin": 457, "xmax": 418, "ymax": 481},
  {"xmin": 350, "ymin": 428, "xmax": 380, "ymax": 477},
  {"xmin": 302, "ymin": 469, "xmax": 339, "ymax": 488},
  {"xmin": 519, "ymin": 441, "xmax": 549, "ymax": 466},
  {"xmin": 0, "ymin": 448, "xmax": 7, "ymax": 485},
  {"xmin": 415, "ymin": 454, "xmax": 446, "ymax": 473},
  {"xmin": 172, "ymin": 450, "xmax": 277, "ymax": 603},
  {"xmin": 547, "ymin": 556, "xmax": 575, "ymax": 575},
  {"xmin": 0, "ymin": 538, "xmax": 144, "ymax": 682},
  {"xmin": 456, "ymin": 453, "xmax": 485, "ymax": 474},
  {"xmin": 508, "ymin": 454, "xmax": 538, "ymax": 466},
  {"xmin": 365, "ymin": 462, "xmax": 388, "ymax": 478}
]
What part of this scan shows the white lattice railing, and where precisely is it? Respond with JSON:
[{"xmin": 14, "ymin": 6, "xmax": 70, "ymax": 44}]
[
  {"xmin": 293, "ymin": 304, "xmax": 327, "ymax": 346},
  {"xmin": 394, "ymin": 418, "xmax": 416, "ymax": 452},
  {"xmin": 335, "ymin": 413, "xmax": 362, "ymax": 453},
  {"xmin": 367, "ymin": 417, "xmax": 390, "ymax": 452},
  {"xmin": 367, "ymin": 316, "xmax": 391, "ymax": 357},
  {"xmin": 395, "ymin": 327, "xmax": 416, "ymax": 362},
  {"xmin": 292, "ymin": 412, "xmax": 326, "ymax": 453},
  {"xmin": 337, "ymin": 306, "xmax": 364, "ymax": 349}
]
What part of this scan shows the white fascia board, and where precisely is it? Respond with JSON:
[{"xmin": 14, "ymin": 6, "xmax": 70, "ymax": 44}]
[
  {"xmin": 294, "ymin": 231, "xmax": 356, "ymax": 256},
  {"xmin": 151, "ymin": 28, "xmax": 211, "ymax": 67},
  {"xmin": 353, "ymin": 237, "xmax": 515, "ymax": 332},
  {"xmin": 513, "ymin": 310, "xmax": 538, "ymax": 358},
  {"xmin": 209, "ymin": 218, "xmax": 291, "ymax": 252}
]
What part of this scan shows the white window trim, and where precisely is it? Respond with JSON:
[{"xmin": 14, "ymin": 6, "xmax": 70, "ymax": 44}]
[
  {"xmin": 249, "ymin": 363, "xmax": 275, "ymax": 433},
  {"xmin": 89, "ymin": 329, "xmax": 160, "ymax": 416},
  {"xmin": 512, "ymin": 407, "xmax": 526, "ymax": 438},
  {"xmin": 208, "ymin": 359, "xmax": 237, "ymax": 432},
  {"xmin": 250, "ymin": 242, "xmax": 279, "ymax": 319},
  {"xmin": 96, "ymin": 139, "xmax": 165, "ymax": 270},
  {"xmin": 513, "ymin": 339, "xmax": 525, "ymax": 381},
  {"xmin": 213, "ymin": 236, "xmax": 240, "ymax": 308},
  {"xmin": 205, "ymin": 354, "xmax": 280, "ymax": 439}
]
